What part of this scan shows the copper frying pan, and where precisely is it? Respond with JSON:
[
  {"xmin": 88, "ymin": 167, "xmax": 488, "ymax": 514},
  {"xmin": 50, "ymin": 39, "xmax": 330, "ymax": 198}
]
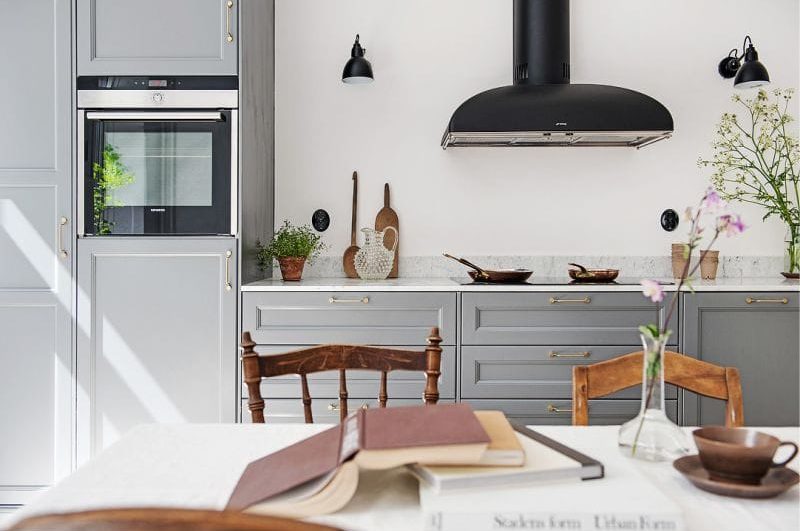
[
  {"xmin": 444, "ymin": 253, "xmax": 533, "ymax": 283},
  {"xmin": 568, "ymin": 262, "xmax": 620, "ymax": 283}
]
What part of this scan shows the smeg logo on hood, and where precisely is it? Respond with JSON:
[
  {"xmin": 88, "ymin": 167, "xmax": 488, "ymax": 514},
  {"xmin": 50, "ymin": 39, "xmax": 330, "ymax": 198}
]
[{"xmin": 555, "ymin": 122, "xmax": 568, "ymax": 127}]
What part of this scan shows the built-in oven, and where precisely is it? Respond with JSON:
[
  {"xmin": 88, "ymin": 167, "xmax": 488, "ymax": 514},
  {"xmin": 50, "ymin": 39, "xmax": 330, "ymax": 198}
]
[{"xmin": 77, "ymin": 76, "xmax": 237, "ymax": 236}]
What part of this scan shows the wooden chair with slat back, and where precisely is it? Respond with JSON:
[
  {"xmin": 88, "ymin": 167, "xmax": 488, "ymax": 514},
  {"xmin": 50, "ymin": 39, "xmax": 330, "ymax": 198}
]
[
  {"xmin": 8, "ymin": 508, "xmax": 340, "ymax": 531},
  {"xmin": 572, "ymin": 350, "xmax": 744, "ymax": 427},
  {"xmin": 241, "ymin": 327, "xmax": 443, "ymax": 423}
]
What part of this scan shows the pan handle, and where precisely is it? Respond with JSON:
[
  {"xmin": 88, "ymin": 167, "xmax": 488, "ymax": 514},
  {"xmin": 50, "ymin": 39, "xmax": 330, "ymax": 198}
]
[{"xmin": 442, "ymin": 253, "xmax": 487, "ymax": 275}]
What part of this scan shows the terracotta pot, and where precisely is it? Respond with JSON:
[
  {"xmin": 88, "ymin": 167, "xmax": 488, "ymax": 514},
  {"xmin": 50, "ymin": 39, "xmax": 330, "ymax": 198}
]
[
  {"xmin": 699, "ymin": 250, "xmax": 719, "ymax": 280},
  {"xmin": 277, "ymin": 257, "xmax": 306, "ymax": 281},
  {"xmin": 671, "ymin": 243, "xmax": 690, "ymax": 279}
]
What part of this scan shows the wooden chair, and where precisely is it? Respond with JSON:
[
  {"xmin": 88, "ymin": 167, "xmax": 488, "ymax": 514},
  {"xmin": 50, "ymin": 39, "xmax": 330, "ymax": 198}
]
[
  {"xmin": 8, "ymin": 508, "xmax": 340, "ymax": 531},
  {"xmin": 241, "ymin": 327, "xmax": 443, "ymax": 423},
  {"xmin": 572, "ymin": 350, "xmax": 744, "ymax": 427}
]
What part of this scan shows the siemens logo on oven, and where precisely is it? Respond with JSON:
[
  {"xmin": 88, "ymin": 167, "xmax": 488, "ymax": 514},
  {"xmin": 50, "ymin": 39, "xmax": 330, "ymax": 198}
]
[{"xmin": 149, "ymin": 208, "xmax": 166, "ymax": 212}]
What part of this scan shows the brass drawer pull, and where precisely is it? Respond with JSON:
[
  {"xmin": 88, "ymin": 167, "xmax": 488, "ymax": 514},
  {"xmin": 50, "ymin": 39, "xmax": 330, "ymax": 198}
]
[
  {"xmin": 224, "ymin": 250, "xmax": 233, "ymax": 291},
  {"xmin": 549, "ymin": 351, "xmax": 590, "ymax": 359},
  {"xmin": 328, "ymin": 402, "xmax": 369, "ymax": 411},
  {"xmin": 225, "ymin": 1, "xmax": 234, "ymax": 43},
  {"xmin": 547, "ymin": 404, "xmax": 572, "ymax": 414},
  {"xmin": 58, "ymin": 217, "xmax": 69, "ymax": 258},
  {"xmin": 745, "ymin": 297, "xmax": 788, "ymax": 304},
  {"xmin": 549, "ymin": 296, "xmax": 591, "ymax": 304},
  {"xmin": 329, "ymin": 296, "xmax": 369, "ymax": 304}
]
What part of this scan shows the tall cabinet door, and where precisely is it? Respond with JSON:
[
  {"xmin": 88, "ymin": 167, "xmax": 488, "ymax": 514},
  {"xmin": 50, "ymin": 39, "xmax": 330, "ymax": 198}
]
[
  {"xmin": 682, "ymin": 292, "xmax": 799, "ymax": 426},
  {"xmin": 76, "ymin": 238, "xmax": 237, "ymax": 464},
  {"xmin": 77, "ymin": 0, "xmax": 238, "ymax": 75},
  {"xmin": 0, "ymin": 0, "xmax": 73, "ymax": 506}
]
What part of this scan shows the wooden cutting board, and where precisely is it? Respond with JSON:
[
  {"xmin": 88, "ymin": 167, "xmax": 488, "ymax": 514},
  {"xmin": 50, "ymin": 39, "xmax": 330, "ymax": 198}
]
[{"xmin": 374, "ymin": 183, "xmax": 399, "ymax": 278}]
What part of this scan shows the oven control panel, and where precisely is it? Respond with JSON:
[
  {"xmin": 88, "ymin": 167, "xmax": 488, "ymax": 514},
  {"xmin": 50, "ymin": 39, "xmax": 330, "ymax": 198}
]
[{"xmin": 77, "ymin": 76, "xmax": 238, "ymax": 90}]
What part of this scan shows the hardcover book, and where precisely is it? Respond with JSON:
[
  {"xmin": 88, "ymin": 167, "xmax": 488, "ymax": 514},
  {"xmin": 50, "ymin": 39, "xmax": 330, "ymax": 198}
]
[{"xmin": 226, "ymin": 403, "xmax": 491, "ymax": 516}]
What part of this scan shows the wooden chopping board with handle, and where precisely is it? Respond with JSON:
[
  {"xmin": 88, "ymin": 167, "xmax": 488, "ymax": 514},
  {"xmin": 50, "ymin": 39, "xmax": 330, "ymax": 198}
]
[{"xmin": 375, "ymin": 183, "xmax": 399, "ymax": 278}]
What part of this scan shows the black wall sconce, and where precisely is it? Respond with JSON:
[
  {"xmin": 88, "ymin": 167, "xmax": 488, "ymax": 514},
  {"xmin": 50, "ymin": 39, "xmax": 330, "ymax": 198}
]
[
  {"xmin": 342, "ymin": 34, "xmax": 374, "ymax": 84},
  {"xmin": 718, "ymin": 35, "xmax": 770, "ymax": 89}
]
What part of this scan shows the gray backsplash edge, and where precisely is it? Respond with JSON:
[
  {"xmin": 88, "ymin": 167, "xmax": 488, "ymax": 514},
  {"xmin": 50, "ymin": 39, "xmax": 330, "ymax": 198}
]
[{"xmin": 269, "ymin": 255, "xmax": 785, "ymax": 280}]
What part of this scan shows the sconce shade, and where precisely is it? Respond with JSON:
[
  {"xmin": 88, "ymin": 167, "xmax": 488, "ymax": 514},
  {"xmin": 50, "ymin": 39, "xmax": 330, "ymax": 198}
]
[
  {"xmin": 342, "ymin": 34, "xmax": 374, "ymax": 84},
  {"xmin": 734, "ymin": 45, "xmax": 770, "ymax": 89}
]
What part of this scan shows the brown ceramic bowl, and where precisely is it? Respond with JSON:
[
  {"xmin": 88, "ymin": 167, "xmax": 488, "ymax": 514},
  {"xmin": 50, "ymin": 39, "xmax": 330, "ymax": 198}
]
[{"xmin": 693, "ymin": 427, "xmax": 799, "ymax": 484}]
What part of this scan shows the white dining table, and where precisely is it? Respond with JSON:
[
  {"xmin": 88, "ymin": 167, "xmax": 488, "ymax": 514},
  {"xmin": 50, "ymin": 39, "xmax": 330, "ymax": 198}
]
[{"xmin": 6, "ymin": 424, "xmax": 799, "ymax": 531}]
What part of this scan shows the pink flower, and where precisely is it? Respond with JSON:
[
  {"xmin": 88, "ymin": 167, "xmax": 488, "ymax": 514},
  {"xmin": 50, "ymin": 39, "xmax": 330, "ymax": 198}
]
[
  {"xmin": 641, "ymin": 279, "xmax": 665, "ymax": 303},
  {"xmin": 702, "ymin": 187, "xmax": 725, "ymax": 212},
  {"xmin": 717, "ymin": 214, "xmax": 746, "ymax": 236}
]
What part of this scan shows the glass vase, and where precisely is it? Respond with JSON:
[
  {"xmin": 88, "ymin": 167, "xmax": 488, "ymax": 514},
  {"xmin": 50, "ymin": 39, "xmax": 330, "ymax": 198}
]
[
  {"xmin": 618, "ymin": 334, "xmax": 690, "ymax": 462},
  {"xmin": 785, "ymin": 226, "xmax": 799, "ymax": 276}
]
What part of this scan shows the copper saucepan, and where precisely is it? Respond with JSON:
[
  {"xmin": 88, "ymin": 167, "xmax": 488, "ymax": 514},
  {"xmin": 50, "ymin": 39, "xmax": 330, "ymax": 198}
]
[
  {"xmin": 568, "ymin": 262, "xmax": 620, "ymax": 283},
  {"xmin": 444, "ymin": 253, "xmax": 533, "ymax": 283}
]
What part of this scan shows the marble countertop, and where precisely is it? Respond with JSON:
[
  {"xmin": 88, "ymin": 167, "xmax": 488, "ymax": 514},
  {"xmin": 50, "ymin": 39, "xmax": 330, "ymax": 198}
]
[{"xmin": 241, "ymin": 276, "xmax": 800, "ymax": 292}]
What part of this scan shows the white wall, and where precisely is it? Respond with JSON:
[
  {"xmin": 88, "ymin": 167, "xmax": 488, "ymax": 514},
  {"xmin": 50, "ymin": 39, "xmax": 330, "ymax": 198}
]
[{"xmin": 274, "ymin": 0, "xmax": 800, "ymax": 258}]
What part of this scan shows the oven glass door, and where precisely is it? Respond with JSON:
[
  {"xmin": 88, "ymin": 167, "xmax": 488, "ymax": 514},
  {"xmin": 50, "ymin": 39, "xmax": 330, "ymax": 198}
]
[{"xmin": 82, "ymin": 111, "xmax": 232, "ymax": 235}]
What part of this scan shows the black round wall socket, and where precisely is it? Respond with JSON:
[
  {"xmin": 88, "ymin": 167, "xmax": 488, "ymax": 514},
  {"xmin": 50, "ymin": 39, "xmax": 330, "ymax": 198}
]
[
  {"xmin": 312, "ymin": 209, "xmax": 330, "ymax": 232},
  {"xmin": 660, "ymin": 209, "xmax": 679, "ymax": 232}
]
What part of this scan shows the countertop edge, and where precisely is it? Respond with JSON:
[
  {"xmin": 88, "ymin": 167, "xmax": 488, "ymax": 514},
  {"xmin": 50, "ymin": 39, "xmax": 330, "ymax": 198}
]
[{"xmin": 241, "ymin": 277, "xmax": 800, "ymax": 293}]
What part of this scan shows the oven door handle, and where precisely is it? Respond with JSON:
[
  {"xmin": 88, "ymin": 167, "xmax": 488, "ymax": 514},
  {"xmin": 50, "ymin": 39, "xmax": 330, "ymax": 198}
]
[{"xmin": 84, "ymin": 111, "xmax": 225, "ymax": 121}]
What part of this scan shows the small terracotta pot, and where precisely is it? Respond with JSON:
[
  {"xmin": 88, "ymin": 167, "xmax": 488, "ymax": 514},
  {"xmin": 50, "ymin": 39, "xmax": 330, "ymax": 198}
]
[
  {"xmin": 699, "ymin": 250, "xmax": 719, "ymax": 280},
  {"xmin": 671, "ymin": 243, "xmax": 690, "ymax": 279},
  {"xmin": 277, "ymin": 257, "xmax": 306, "ymax": 281}
]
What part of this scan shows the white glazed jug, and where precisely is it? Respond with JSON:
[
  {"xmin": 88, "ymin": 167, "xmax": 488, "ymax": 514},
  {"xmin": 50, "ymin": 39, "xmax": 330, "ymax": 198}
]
[{"xmin": 354, "ymin": 226, "xmax": 398, "ymax": 280}]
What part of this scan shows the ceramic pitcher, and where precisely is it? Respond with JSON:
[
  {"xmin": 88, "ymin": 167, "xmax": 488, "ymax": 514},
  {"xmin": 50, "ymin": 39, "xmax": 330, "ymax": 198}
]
[{"xmin": 354, "ymin": 226, "xmax": 398, "ymax": 280}]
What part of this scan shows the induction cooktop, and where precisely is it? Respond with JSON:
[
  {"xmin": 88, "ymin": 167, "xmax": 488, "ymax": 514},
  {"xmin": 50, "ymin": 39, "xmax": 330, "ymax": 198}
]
[{"xmin": 451, "ymin": 277, "xmax": 674, "ymax": 286}]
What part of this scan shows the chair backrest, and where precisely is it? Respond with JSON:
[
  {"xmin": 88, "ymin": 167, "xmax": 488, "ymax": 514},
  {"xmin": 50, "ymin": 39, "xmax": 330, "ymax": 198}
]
[
  {"xmin": 241, "ymin": 327, "xmax": 443, "ymax": 423},
  {"xmin": 8, "ymin": 508, "xmax": 340, "ymax": 531},
  {"xmin": 572, "ymin": 350, "xmax": 743, "ymax": 427}
]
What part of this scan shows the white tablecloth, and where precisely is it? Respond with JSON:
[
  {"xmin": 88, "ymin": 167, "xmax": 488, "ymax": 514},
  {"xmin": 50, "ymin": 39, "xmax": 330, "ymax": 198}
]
[{"xmin": 7, "ymin": 425, "xmax": 799, "ymax": 531}]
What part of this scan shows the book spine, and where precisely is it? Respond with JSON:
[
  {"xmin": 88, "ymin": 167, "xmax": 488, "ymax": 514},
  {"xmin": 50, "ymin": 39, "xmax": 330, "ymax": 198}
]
[{"xmin": 424, "ymin": 512, "xmax": 684, "ymax": 531}]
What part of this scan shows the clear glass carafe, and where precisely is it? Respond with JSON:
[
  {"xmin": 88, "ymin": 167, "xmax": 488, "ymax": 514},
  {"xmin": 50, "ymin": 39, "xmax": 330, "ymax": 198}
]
[{"xmin": 618, "ymin": 334, "xmax": 690, "ymax": 461}]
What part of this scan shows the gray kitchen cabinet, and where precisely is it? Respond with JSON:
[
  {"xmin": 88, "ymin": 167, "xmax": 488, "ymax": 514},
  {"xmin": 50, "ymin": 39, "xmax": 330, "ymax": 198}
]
[
  {"xmin": 0, "ymin": 0, "xmax": 73, "ymax": 506},
  {"xmin": 77, "ymin": 0, "xmax": 238, "ymax": 75},
  {"xmin": 462, "ymin": 292, "xmax": 675, "ymax": 346},
  {"xmin": 682, "ymin": 292, "xmax": 799, "ymax": 427},
  {"xmin": 76, "ymin": 238, "xmax": 237, "ymax": 464},
  {"xmin": 242, "ymin": 292, "xmax": 457, "ymax": 345},
  {"xmin": 464, "ymin": 399, "xmax": 678, "ymax": 426},
  {"xmin": 461, "ymin": 346, "xmax": 677, "ymax": 400}
]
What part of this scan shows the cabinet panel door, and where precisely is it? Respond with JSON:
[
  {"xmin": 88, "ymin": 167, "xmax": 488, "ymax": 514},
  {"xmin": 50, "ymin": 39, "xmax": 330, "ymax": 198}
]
[
  {"xmin": 76, "ymin": 238, "xmax": 237, "ymax": 464},
  {"xmin": 77, "ymin": 0, "xmax": 238, "ymax": 75},
  {"xmin": 463, "ymin": 399, "xmax": 678, "ymax": 426},
  {"xmin": 461, "ymin": 346, "xmax": 677, "ymax": 400},
  {"xmin": 682, "ymin": 292, "xmax": 799, "ymax": 426},
  {"xmin": 462, "ymin": 292, "xmax": 674, "ymax": 346},
  {"xmin": 0, "ymin": 0, "xmax": 73, "ymax": 506},
  {"xmin": 243, "ymin": 292, "xmax": 457, "ymax": 345}
]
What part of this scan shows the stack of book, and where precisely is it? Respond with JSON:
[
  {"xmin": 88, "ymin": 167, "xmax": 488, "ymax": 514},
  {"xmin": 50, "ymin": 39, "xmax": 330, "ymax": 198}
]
[{"xmin": 226, "ymin": 403, "xmax": 603, "ymax": 518}]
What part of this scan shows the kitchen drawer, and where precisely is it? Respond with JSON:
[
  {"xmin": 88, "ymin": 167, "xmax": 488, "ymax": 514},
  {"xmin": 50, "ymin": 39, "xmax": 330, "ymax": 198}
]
[
  {"xmin": 243, "ymin": 292, "xmax": 456, "ymax": 345},
  {"xmin": 242, "ymin": 346, "xmax": 456, "ymax": 399},
  {"xmin": 463, "ymin": 399, "xmax": 678, "ymax": 426},
  {"xmin": 462, "ymin": 292, "xmax": 674, "ymax": 346},
  {"xmin": 240, "ymin": 398, "xmax": 455, "ymax": 424},
  {"xmin": 461, "ymin": 346, "xmax": 677, "ymax": 400}
]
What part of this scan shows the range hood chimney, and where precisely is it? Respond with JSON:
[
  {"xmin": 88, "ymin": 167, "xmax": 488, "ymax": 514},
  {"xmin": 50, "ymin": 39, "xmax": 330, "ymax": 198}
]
[{"xmin": 441, "ymin": 0, "xmax": 673, "ymax": 149}]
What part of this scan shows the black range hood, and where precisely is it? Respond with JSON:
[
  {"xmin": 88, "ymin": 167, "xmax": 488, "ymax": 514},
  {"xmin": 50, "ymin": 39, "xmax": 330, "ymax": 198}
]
[{"xmin": 441, "ymin": 0, "xmax": 673, "ymax": 149}]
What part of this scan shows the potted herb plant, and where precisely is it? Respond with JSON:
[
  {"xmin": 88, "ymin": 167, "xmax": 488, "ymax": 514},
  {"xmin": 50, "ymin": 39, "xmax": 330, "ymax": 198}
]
[
  {"xmin": 256, "ymin": 221, "xmax": 325, "ymax": 281},
  {"xmin": 699, "ymin": 88, "xmax": 799, "ymax": 277}
]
